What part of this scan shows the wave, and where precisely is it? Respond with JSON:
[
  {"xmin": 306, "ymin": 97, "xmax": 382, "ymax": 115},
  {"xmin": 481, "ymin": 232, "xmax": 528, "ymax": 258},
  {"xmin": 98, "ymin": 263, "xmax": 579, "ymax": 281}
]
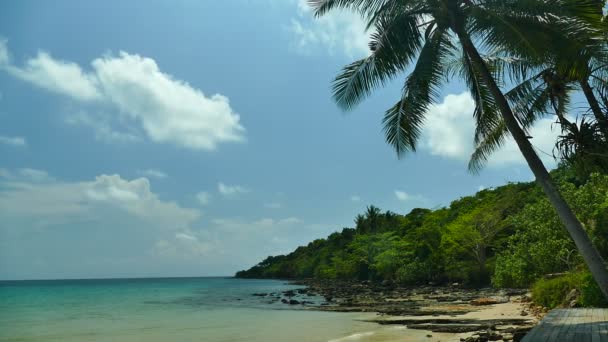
[{"xmin": 327, "ymin": 331, "xmax": 375, "ymax": 342}]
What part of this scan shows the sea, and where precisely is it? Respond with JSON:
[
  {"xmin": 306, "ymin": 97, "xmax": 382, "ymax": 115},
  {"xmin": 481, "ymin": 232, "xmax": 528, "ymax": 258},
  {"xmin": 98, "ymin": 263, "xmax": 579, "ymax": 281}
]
[{"xmin": 0, "ymin": 277, "xmax": 438, "ymax": 342}]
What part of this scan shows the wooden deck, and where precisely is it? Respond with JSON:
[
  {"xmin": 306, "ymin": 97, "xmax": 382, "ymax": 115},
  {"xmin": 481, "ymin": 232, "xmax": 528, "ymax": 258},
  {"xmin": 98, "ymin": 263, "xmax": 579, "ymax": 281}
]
[{"xmin": 522, "ymin": 308, "xmax": 608, "ymax": 342}]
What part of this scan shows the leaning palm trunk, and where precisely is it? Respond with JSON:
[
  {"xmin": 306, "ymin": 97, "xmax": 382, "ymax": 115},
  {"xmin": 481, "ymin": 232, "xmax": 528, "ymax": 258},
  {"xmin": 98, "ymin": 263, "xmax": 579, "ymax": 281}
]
[{"xmin": 455, "ymin": 29, "xmax": 608, "ymax": 299}]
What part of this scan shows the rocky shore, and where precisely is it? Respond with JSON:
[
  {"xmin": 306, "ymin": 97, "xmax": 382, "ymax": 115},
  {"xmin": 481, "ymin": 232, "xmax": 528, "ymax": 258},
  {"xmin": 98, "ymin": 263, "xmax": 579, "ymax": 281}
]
[{"xmin": 251, "ymin": 279, "xmax": 546, "ymax": 342}]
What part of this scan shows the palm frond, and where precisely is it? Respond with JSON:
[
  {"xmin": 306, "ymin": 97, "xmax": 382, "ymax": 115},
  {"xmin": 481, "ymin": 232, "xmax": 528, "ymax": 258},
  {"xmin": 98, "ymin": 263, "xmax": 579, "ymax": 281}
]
[
  {"xmin": 383, "ymin": 28, "xmax": 454, "ymax": 157},
  {"xmin": 467, "ymin": 0, "xmax": 603, "ymax": 64},
  {"xmin": 332, "ymin": 11, "xmax": 424, "ymax": 110}
]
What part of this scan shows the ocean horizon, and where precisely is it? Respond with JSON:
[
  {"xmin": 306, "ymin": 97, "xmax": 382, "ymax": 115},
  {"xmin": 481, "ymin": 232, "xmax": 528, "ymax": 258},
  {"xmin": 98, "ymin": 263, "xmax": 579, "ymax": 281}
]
[{"xmin": 0, "ymin": 277, "xmax": 415, "ymax": 342}]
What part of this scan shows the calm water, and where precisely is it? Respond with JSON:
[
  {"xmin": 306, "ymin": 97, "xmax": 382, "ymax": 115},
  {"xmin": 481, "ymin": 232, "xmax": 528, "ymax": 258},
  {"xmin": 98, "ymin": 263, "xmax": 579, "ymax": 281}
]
[{"xmin": 0, "ymin": 277, "xmax": 428, "ymax": 342}]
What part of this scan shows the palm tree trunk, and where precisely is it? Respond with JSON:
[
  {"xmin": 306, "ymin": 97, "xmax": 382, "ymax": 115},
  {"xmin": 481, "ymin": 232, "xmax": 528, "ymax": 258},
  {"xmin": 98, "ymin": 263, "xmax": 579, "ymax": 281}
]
[
  {"xmin": 455, "ymin": 32, "xmax": 608, "ymax": 300},
  {"xmin": 580, "ymin": 79, "xmax": 608, "ymax": 138}
]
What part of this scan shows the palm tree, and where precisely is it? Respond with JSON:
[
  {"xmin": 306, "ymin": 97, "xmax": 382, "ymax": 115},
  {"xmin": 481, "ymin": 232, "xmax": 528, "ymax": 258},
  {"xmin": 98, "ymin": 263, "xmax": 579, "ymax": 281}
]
[
  {"xmin": 309, "ymin": 0, "xmax": 608, "ymax": 298},
  {"xmin": 365, "ymin": 205, "xmax": 382, "ymax": 232},
  {"xmin": 469, "ymin": 66, "xmax": 608, "ymax": 168}
]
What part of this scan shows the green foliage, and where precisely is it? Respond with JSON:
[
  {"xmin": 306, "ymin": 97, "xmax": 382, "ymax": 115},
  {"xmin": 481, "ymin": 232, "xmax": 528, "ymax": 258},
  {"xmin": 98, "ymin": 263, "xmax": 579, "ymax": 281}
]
[
  {"xmin": 493, "ymin": 172, "xmax": 608, "ymax": 288},
  {"xmin": 532, "ymin": 273, "xmax": 583, "ymax": 308},
  {"xmin": 579, "ymin": 273, "xmax": 608, "ymax": 308},
  {"xmin": 237, "ymin": 171, "xmax": 608, "ymax": 291},
  {"xmin": 532, "ymin": 272, "xmax": 608, "ymax": 309}
]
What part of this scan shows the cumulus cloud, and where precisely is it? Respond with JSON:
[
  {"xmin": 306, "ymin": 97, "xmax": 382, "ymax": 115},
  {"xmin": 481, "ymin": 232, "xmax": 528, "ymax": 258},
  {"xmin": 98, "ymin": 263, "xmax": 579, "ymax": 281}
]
[
  {"xmin": 289, "ymin": 0, "xmax": 370, "ymax": 58},
  {"xmin": 0, "ymin": 40, "xmax": 245, "ymax": 150},
  {"xmin": 65, "ymin": 111, "xmax": 141, "ymax": 143},
  {"xmin": 218, "ymin": 182, "xmax": 249, "ymax": 196},
  {"xmin": 153, "ymin": 215, "xmax": 309, "ymax": 264},
  {"xmin": 0, "ymin": 170, "xmax": 200, "ymax": 229},
  {"xmin": 421, "ymin": 92, "xmax": 560, "ymax": 169},
  {"xmin": 0, "ymin": 135, "xmax": 27, "ymax": 147},
  {"xmin": 0, "ymin": 168, "xmax": 329, "ymax": 278},
  {"xmin": 350, "ymin": 195, "xmax": 361, "ymax": 202},
  {"xmin": 0, "ymin": 41, "xmax": 99, "ymax": 101}
]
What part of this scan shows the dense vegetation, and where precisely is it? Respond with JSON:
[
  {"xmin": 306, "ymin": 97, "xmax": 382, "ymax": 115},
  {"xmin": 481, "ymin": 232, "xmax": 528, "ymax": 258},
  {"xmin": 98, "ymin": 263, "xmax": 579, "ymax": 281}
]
[
  {"xmin": 237, "ymin": 167, "xmax": 608, "ymax": 303},
  {"xmin": 305, "ymin": 0, "xmax": 608, "ymax": 299}
]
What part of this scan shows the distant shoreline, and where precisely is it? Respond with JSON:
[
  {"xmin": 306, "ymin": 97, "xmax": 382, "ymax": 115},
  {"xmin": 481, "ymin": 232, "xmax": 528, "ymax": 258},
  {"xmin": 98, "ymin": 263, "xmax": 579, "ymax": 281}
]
[{"xmin": 0, "ymin": 275, "xmax": 235, "ymax": 283}]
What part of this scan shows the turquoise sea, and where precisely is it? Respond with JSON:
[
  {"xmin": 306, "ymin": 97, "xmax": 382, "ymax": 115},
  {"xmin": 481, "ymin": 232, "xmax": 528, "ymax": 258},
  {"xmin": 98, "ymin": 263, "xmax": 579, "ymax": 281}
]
[{"xmin": 0, "ymin": 277, "xmax": 434, "ymax": 342}]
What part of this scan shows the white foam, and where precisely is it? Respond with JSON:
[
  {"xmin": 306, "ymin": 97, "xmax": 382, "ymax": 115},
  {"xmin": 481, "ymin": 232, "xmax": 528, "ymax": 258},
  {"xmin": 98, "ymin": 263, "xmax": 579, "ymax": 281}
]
[{"xmin": 327, "ymin": 331, "xmax": 375, "ymax": 342}]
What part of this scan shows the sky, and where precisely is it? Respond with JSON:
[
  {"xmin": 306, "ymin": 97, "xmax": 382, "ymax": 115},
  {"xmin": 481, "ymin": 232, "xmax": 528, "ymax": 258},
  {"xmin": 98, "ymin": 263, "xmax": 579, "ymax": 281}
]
[{"xmin": 0, "ymin": 0, "xmax": 564, "ymax": 280}]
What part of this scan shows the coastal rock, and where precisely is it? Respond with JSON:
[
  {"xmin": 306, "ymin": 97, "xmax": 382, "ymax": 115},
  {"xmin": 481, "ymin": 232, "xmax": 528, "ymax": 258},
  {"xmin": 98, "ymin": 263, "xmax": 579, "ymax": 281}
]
[
  {"xmin": 566, "ymin": 289, "xmax": 580, "ymax": 308},
  {"xmin": 470, "ymin": 297, "xmax": 509, "ymax": 306},
  {"xmin": 288, "ymin": 299, "xmax": 300, "ymax": 305}
]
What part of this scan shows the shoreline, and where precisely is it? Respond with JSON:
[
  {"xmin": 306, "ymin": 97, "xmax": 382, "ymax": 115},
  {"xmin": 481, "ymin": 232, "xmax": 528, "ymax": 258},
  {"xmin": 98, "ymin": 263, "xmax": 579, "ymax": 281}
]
[{"xmin": 259, "ymin": 279, "xmax": 544, "ymax": 341}]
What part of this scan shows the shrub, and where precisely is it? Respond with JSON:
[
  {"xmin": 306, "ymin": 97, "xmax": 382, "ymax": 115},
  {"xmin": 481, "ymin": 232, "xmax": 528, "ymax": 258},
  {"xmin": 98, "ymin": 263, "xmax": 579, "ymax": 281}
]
[
  {"xmin": 578, "ymin": 273, "xmax": 608, "ymax": 307},
  {"xmin": 531, "ymin": 272, "xmax": 608, "ymax": 309},
  {"xmin": 532, "ymin": 273, "xmax": 580, "ymax": 308}
]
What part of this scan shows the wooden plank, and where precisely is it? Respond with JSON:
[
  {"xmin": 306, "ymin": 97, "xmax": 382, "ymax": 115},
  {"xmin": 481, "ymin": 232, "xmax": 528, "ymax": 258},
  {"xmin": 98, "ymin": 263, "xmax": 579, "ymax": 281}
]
[
  {"xmin": 600, "ymin": 308, "xmax": 608, "ymax": 342},
  {"xmin": 546, "ymin": 310, "xmax": 563, "ymax": 342},
  {"xmin": 523, "ymin": 309, "xmax": 608, "ymax": 342},
  {"xmin": 557, "ymin": 308, "xmax": 574, "ymax": 342}
]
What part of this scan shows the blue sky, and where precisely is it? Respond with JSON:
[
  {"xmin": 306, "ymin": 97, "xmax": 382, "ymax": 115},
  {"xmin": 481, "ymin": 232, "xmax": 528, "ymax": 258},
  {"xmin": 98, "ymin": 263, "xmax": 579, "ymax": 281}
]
[{"xmin": 0, "ymin": 0, "xmax": 563, "ymax": 280}]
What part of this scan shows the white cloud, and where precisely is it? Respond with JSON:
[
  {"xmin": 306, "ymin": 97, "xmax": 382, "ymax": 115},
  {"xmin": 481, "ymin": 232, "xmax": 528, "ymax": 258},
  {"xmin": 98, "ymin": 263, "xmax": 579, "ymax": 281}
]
[
  {"xmin": 0, "ymin": 168, "xmax": 52, "ymax": 182},
  {"xmin": 0, "ymin": 135, "xmax": 27, "ymax": 147},
  {"xmin": 196, "ymin": 191, "xmax": 211, "ymax": 206},
  {"xmin": 154, "ymin": 216, "xmax": 307, "ymax": 262},
  {"xmin": 155, "ymin": 231, "xmax": 216, "ymax": 258},
  {"xmin": 18, "ymin": 168, "xmax": 52, "ymax": 182},
  {"xmin": 394, "ymin": 190, "xmax": 426, "ymax": 203},
  {"xmin": 422, "ymin": 92, "xmax": 476, "ymax": 160},
  {"xmin": 138, "ymin": 169, "xmax": 168, "ymax": 179},
  {"xmin": 0, "ymin": 39, "xmax": 8, "ymax": 66},
  {"xmin": 0, "ymin": 170, "xmax": 200, "ymax": 230},
  {"xmin": 394, "ymin": 190, "xmax": 410, "ymax": 201},
  {"xmin": 0, "ymin": 40, "xmax": 245, "ymax": 150},
  {"xmin": 289, "ymin": 0, "xmax": 370, "ymax": 58},
  {"xmin": 350, "ymin": 195, "xmax": 361, "ymax": 202},
  {"xmin": 264, "ymin": 202, "xmax": 282, "ymax": 209},
  {"xmin": 421, "ymin": 92, "xmax": 560, "ymax": 169},
  {"xmin": 218, "ymin": 182, "xmax": 249, "ymax": 196},
  {"xmin": 0, "ymin": 42, "xmax": 100, "ymax": 101},
  {"xmin": 65, "ymin": 111, "xmax": 141, "ymax": 143}
]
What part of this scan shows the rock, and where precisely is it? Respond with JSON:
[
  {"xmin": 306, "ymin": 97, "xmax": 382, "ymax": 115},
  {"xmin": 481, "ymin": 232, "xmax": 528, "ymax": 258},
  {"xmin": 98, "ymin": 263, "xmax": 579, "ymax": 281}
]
[
  {"xmin": 470, "ymin": 296, "xmax": 509, "ymax": 306},
  {"xmin": 252, "ymin": 293, "xmax": 268, "ymax": 296},
  {"xmin": 426, "ymin": 334, "xmax": 432, "ymax": 338},
  {"xmin": 520, "ymin": 310, "xmax": 528, "ymax": 316},
  {"xmin": 566, "ymin": 289, "xmax": 580, "ymax": 307},
  {"xmin": 281, "ymin": 299, "xmax": 288, "ymax": 304},
  {"xmin": 289, "ymin": 299, "xmax": 300, "ymax": 305},
  {"xmin": 283, "ymin": 290, "xmax": 296, "ymax": 297},
  {"xmin": 471, "ymin": 298, "xmax": 499, "ymax": 306}
]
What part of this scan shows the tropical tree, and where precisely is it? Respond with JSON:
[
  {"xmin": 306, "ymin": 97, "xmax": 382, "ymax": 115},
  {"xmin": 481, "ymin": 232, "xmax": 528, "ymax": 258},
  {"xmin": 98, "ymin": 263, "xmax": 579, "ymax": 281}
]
[
  {"xmin": 309, "ymin": 0, "xmax": 608, "ymax": 298},
  {"xmin": 469, "ymin": 11, "xmax": 608, "ymax": 181}
]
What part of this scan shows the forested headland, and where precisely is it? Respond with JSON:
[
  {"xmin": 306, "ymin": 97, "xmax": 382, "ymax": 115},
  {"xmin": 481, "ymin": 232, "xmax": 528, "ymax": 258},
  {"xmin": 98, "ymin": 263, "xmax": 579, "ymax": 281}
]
[{"xmin": 237, "ymin": 165, "xmax": 608, "ymax": 307}]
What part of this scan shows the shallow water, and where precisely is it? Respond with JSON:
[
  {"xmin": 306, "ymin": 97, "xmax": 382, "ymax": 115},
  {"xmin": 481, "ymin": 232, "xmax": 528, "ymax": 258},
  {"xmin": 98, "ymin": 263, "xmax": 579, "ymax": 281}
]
[{"xmin": 0, "ymin": 277, "xmax": 440, "ymax": 342}]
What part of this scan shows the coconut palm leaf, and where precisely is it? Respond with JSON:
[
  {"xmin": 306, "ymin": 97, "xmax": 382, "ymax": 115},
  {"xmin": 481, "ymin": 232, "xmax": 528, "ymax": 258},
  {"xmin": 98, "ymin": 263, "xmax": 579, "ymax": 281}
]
[{"xmin": 383, "ymin": 28, "xmax": 454, "ymax": 156}]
